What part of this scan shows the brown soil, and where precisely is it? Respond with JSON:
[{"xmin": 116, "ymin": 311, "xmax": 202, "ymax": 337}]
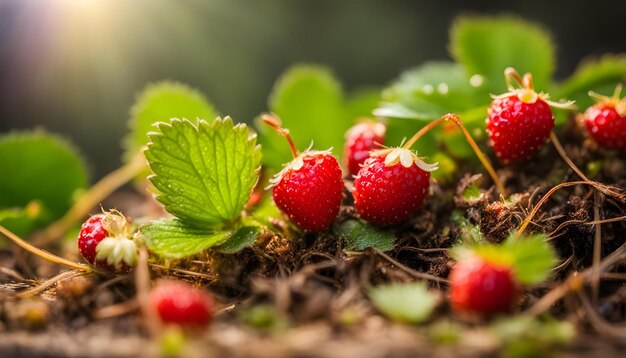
[{"xmin": 1, "ymin": 125, "xmax": 625, "ymax": 357}]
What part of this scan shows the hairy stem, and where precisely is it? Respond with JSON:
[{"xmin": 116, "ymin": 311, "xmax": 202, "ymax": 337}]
[
  {"xmin": 403, "ymin": 113, "xmax": 507, "ymax": 198},
  {"xmin": 261, "ymin": 113, "xmax": 299, "ymax": 158},
  {"xmin": 0, "ymin": 225, "xmax": 91, "ymax": 272}
]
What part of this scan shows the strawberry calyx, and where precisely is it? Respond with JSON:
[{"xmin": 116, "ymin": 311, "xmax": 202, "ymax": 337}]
[
  {"xmin": 95, "ymin": 210, "xmax": 138, "ymax": 269},
  {"xmin": 268, "ymin": 148, "xmax": 334, "ymax": 187},
  {"xmin": 588, "ymin": 84, "xmax": 626, "ymax": 116},
  {"xmin": 369, "ymin": 147, "xmax": 438, "ymax": 172},
  {"xmin": 491, "ymin": 67, "xmax": 575, "ymax": 109}
]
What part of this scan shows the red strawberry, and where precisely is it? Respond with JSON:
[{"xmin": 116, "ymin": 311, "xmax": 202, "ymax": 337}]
[
  {"xmin": 353, "ymin": 147, "xmax": 437, "ymax": 226},
  {"xmin": 343, "ymin": 120, "xmax": 386, "ymax": 177},
  {"xmin": 486, "ymin": 68, "xmax": 574, "ymax": 164},
  {"xmin": 263, "ymin": 115, "xmax": 344, "ymax": 231},
  {"xmin": 150, "ymin": 280, "xmax": 213, "ymax": 327},
  {"xmin": 583, "ymin": 85, "xmax": 626, "ymax": 151},
  {"xmin": 449, "ymin": 255, "xmax": 518, "ymax": 315},
  {"xmin": 77, "ymin": 210, "xmax": 137, "ymax": 271}
]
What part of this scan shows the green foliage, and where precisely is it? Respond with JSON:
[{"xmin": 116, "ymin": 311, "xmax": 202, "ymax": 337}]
[
  {"xmin": 145, "ymin": 117, "xmax": 261, "ymax": 228},
  {"xmin": 553, "ymin": 55, "xmax": 626, "ymax": 123},
  {"xmin": 462, "ymin": 182, "xmax": 483, "ymax": 203},
  {"xmin": 0, "ymin": 132, "xmax": 87, "ymax": 238},
  {"xmin": 427, "ymin": 320, "xmax": 464, "ymax": 345},
  {"xmin": 429, "ymin": 152, "xmax": 457, "ymax": 182},
  {"xmin": 454, "ymin": 233, "xmax": 557, "ymax": 285},
  {"xmin": 238, "ymin": 304, "xmax": 287, "ymax": 333},
  {"xmin": 125, "ymin": 81, "xmax": 217, "ymax": 163},
  {"xmin": 451, "ymin": 16, "xmax": 555, "ymax": 93},
  {"xmin": 491, "ymin": 316, "xmax": 575, "ymax": 358},
  {"xmin": 369, "ymin": 283, "xmax": 438, "ymax": 324},
  {"xmin": 215, "ymin": 226, "xmax": 260, "ymax": 254},
  {"xmin": 346, "ymin": 87, "xmax": 382, "ymax": 120},
  {"xmin": 140, "ymin": 219, "xmax": 229, "ymax": 259},
  {"xmin": 336, "ymin": 219, "xmax": 396, "ymax": 252},
  {"xmin": 377, "ymin": 62, "xmax": 486, "ymax": 121},
  {"xmin": 376, "ymin": 16, "xmax": 568, "ymax": 161},
  {"xmin": 502, "ymin": 233, "xmax": 558, "ymax": 284},
  {"xmin": 376, "ymin": 62, "xmax": 486, "ymax": 158},
  {"xmin": 258, "ymin": 65, "xmax": 380, "ymax": 169},
  {"xmin": 160, "ymin": 327, "xmax": 187, "ymax": 358}
]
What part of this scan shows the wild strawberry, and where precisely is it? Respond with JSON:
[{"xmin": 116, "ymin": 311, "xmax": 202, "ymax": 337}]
[
  {"xmin": 150, "ymin": 280, "xmax": 213, "ymax": 327},
  {"xmin": 486, "ymin": 68, "xmax": 574, "ymax": 164},
  {"xmin": 77, "ymin": 210, "xmax": 137, "ymax": 272},
  {"xmin": 343, "ymin": 120, "xmax": 386, "ymax": 177},
  {"xmin": 353, "ymin": 147, "xmax": 437, "ymax": 226},
  {"xmin": 583, "ymin": 85, "xmax": 626, "ymax": 151},
  {"xmin": 263, "ymin": 115, "xmax": 343, "ymax": 232},
  {"xmin": 449, "ymin": 255, "xmax": 518, "ymax": 315}
]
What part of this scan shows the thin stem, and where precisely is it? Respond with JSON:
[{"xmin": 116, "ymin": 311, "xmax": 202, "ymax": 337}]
[
  {"xmin": 15, "ymin": 270, "xmax": 87, "ymax": 298},
  {"xmin": 592, "ymin": 192, "xmax": 602, "ymax": 303},
  {"xmin": 549, "ymin": 131, "xmax": 589, "ymax": 181},
  {"xmin": 524, "ymin": 242, "xmax": 626, "ymax": 317},
  {"xmin": 403, "ymin": 113, "xmax": 507, "ymax": 198},
  {"xmin": 261, "ymin": 114, "xmax": 299, "ymax": 158},
  {"xmin": 375, "ymin": 249, "xmax": 449, "ymax": 284},
  {"xmin": 516, "ymin": 181, "xmax": 587, "ymax": 237},
  {"xmin": 34, "ymin": 151, "xmax": 146, "ymax": 246},
  {"xmin": 136, "ymin": 247, "xmax": 161, "ymax": 336},
  {"xmin": 0, "ymin": 224, "xmax": 91, "ymax": 272},
  {"xmin": 505, "ymin": 67, "xmax": 524, "ymax": 90},
  {"xmin": 550, "ymin": 131, "xmax": 624, "ymax": 199},
  {"xmin": 522, "ymin": 72, "xmax": 534, "ymax": 91},
  {"xmin": 612, "ymin": 83, "xmax": 623, "ymax": 100}
]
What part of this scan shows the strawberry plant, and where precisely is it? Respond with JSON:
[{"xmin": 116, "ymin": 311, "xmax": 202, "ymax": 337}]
[{"xmin": 1, "ymin": 13, "xmax": 626, "ymax": 358}]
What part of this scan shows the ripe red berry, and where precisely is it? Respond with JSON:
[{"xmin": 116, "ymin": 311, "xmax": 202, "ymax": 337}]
[
  {"xmin": 353, "ymin": 148, "xmax": 436, "ymax": 226},
  {"xmin": 583, "ymin": 86, "xmax": 626, "ymax": 151},
  {"xmin": 271, "ymin": 150, "xmax": 344, "ymax": 231},
  {"xmin": 449, "ymin": 255, "xmax": 518, "ymax": 315},
  {"xmin": 77, "ymin": 210, "xmax": 137, "ymax": 271},
  {"xmin": 487, "ymin": 95, "xmax": 554, "ymax": 164},
  {"xmin": 150, "ymin": 280, "xmax": 213, "ymax": 327},
  {"xmin": 262, "ymin": 115, "xmax": 344, "ymax": 232},
  {"xmin": 343, "ymin": 121, "xmax": 386, "ymax": 177},
  {"xmin": 486, "ymin": 68, "xmax": 574, "ymax": 164}
]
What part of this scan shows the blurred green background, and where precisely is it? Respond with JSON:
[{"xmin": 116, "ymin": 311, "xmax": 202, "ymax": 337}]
[{"xmin": 1, "ymin": 0, "xmax": 625, "ymax": 178}]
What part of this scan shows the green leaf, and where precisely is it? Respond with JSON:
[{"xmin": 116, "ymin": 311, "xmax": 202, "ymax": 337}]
[
  {"xmin": 140, "ymin": 218, "xmax": 229, "ymax": 259},
  {"xmin": 0, "ymin": 131, "xmax": 87, "ymax": 237},
  {"xmin": 503, "ymin": 233, "xmax": 557, "ymax": 284},
  {"xmin": 375, "ymin": 62, "xmax": 487, "ymax": 159},
  {"xmin": 369, "ymin": 283, "xmax": 438, "ymax": 324},
  {"xmin": 462, "ymin": 182, "xmax": 483, "ymax": 202},
  {"xmin": 125, "ymin": 82, "xmax": 218, "ymax": 163},
  {"xmin": 145, "ymin": 117, "xmax": 261, "ymax": 228},
  {"xmin": 336, "ymin": 219, "xmax": 396, "ymax": 252},
  {"xmin": 553, "ymin": 55, "xmax": 626, "ymax": 123},
  {"xmin": 346, "ymin": 87, "xmax": 381, "ymax": 119},
  {"xmin": 377, "ymin": 62, "xmax": 486, "ymax": 120},
  {"xmin": 259, "ymin": 65, "xmax": 347, "ymax": 169},
  {"xmin": 215, "ymin": 226, "xmax": 260, "ymax": 254},
  {"xmin": 451, "ymin": 16, "xmax": 555, "ymax": 94},
  {"xmin": 0, "ymin": 206, "xmax": 39, "ymax": 243},
  {"xmin": 454, "ymin": 233, "xmax": 557, "ymax": 285},
  {"xmin": 384, "ymin": 117, "xmax": 439, "ymax": 158},
  {"xmin": 491, "ymin": 316, "xmax": 575, "ymax": 357},
  {"xmin": 429, "ymin": 152, "xmax": 457, "ymax": 182},
  {"xmin": 238, "ymin": 305, "xmax": 287, "ymax": 332}
]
